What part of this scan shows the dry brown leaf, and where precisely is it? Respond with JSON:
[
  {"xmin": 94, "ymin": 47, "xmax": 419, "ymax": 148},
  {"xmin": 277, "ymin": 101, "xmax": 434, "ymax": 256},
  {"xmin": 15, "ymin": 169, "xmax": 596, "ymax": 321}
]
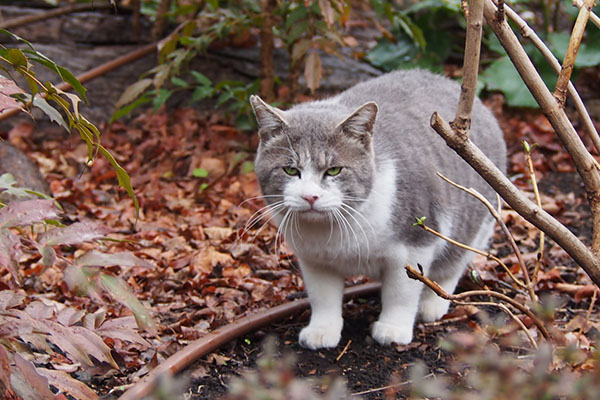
[
  {"xmin": 12, "ymin": 353, "xmax": 55, "ymax": 400},
  {"xmin": 37, "ymin": 368, "xmax": 99, "ymax": 400}
]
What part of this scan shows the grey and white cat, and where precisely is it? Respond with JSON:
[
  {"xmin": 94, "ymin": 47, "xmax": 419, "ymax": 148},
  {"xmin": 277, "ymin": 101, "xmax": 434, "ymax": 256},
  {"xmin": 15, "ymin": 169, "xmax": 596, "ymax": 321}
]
[{"xmin": 249, "ymin": 69, "xmax": 506, "ymax": 349}]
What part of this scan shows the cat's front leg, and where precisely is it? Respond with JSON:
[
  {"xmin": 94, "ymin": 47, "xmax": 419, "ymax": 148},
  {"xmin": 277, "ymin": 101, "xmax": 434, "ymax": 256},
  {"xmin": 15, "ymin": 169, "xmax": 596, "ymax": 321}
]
[
  {"xmin": 298, "ymin": 261, "xmax": 345, "ymax": 350},
  {"xmin": 372, "ymin": 263, "xmax": 423, "ymax": 346}
]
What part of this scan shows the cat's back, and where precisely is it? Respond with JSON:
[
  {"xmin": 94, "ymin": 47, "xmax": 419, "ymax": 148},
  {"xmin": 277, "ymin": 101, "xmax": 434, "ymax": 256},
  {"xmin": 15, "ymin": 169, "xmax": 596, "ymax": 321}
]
[{"xmin": 336, "ymin": 69, "xmax": 506, "ymax": 170}]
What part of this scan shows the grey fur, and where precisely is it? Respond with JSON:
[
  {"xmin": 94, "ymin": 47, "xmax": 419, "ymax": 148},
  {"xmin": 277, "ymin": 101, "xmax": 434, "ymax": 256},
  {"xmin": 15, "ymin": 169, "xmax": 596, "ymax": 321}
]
[{"xmin": 250, "ymin": 69, "xmax": 506, "ymax": 347}]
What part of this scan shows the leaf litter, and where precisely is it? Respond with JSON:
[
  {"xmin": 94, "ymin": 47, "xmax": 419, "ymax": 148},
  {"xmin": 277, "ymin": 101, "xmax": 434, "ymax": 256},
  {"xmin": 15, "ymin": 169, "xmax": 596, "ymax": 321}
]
[{"xmin": 0, "ymin": 100, "xmax": 598, "ymax": 398}]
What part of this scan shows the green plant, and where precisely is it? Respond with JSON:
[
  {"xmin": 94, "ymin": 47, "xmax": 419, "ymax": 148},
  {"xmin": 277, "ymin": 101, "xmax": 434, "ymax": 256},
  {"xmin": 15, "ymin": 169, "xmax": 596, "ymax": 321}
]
[
  {"xmin": 365, "ymin": 0, "xmax": 463, "ymax": 72},
  {"xmin": 113, "ymin": 0, "xmax": 358, "ymax": 127},
  {"xmin": 0, "ymin": 29, "xmax": 138, "ymax": 213}
]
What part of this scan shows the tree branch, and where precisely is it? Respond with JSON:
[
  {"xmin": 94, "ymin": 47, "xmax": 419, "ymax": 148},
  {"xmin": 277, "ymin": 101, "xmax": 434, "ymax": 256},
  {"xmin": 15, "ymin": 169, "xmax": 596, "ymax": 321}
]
[
  {"xmin": 502, "ymin": 4, "xmax": 600, "ymax": 157},
  {"xmin": 452, "ymin": 0, "xmax": 485, "ymax": 137},
  {"xmin": 572, "ymin": 0, "xmax": 600, "ymax": 29},
  {"xmin": 483, "ymin": 0, "xmax": 600, "ymax": 256},
  {"xmin": 553, "ymin": 0, "xmax": 595, "ymax": 106},
  {"xmin": 430, "ymin": 111, "xmax": 600, "ymax": 287}
]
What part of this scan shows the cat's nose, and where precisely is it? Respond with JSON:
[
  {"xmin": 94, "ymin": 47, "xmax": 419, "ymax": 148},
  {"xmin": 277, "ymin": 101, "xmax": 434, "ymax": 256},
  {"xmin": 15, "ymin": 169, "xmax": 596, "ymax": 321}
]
[{"xmin": 302, "ymin": 194, "xmax": 319, "ymax": 206}]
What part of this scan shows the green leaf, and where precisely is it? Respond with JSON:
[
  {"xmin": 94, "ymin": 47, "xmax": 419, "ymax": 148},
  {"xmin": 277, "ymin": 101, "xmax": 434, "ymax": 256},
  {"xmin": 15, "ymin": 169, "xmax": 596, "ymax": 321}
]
[
  {"xmin": 171, "ymin": 76, "xmax": 189, "ymax": 88},
  {"xmin": 32, "ymin": 95, "xmax": 69, "ymax": 132},
  {"xmin": 111, "ymin": 94, "xmax": 152, "ymax": 122},
  {"xmin": 190, "ymin": 85, "xmax": 213, "ymax": 103},
  {"xmin": 4, "ymin": 48, "xmax": 28, "ymax": 68},
  {"xmin": 284, "ymin": 4, "xmax": 309, "ymax": 30},
  {"xmin": 413, "ymin": 216, "xmax": 427, "ymax": 227},
  {"xmin": 115, "ymin": 78, "xmax": 153, "ymax": 108},
  {"xmin": 97, "ymin": 145, "xmax": 139, "ymax": 218},
  {"xmin": 394, "ymin": 13, "xmax": 426, "ymax": 50},
  {"xmin": 152, "ymin": 88, "xmax": 172, "ymax": 111},
  {"xmin": 191, "ymin": 71, "xmax": 213, "ymax": 86},
  {"xmin": 56, "ymin": 65, "xmax": 87, "ymax": 103},
  {"xmin": 241, "ymin": 160, "xmax": 254, "ymax": 174},
  {"xmin": 365, "ymin": 37, "xmax": 417, "ymax": 71},
  {"xmin": 192, "ymin": 168, "xmax": 209, "ymax": 178},
  {"xmin": 548, "ymin": 31, "xmax": 600, "ymax": 68},
  {"xmin": 480, "ymin": 56, "xmax": 539, "ymax": 108},
  {"xmin": 286, "ymin": 19, "xmax": 311, "ymax": 47}
]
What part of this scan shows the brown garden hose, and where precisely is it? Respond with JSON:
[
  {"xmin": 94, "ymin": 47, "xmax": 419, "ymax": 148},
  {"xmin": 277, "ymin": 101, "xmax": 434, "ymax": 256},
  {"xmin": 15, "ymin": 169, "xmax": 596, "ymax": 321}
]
[{"xmin": 117, "ymin": 282, "xmax": 381, "ymax": 400}]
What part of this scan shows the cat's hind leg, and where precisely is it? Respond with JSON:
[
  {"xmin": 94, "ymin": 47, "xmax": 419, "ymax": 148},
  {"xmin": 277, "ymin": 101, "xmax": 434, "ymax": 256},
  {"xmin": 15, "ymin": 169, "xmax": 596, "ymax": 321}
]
[
  {"xmin": 298, "ymin": 261, "xmax": 345, "ymax": 350},
  {"xmin": 418, "ymin": 271, "xmax": 461, "ymax": 322},
  {"xmin": 419, "ymin": 220, "xmax": 495, "ymax": 322}
]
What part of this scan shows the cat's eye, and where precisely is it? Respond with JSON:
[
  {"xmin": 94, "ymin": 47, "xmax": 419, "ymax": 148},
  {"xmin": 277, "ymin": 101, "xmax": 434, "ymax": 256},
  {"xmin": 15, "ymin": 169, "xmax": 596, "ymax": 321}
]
[
  {"xmin": 283, "ymin": 166, "xmax": 300, "ymax": 176},
  {"xmin": 325, "ymin": 167, "xmax": 342, "ymax": 177}
]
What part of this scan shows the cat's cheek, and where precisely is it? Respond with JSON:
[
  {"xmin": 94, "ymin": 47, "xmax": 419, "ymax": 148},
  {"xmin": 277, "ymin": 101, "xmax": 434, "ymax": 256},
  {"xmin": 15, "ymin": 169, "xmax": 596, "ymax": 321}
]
[{"xmin": 371, "ymin": 321, "xmax": 413, "ymax": 346}]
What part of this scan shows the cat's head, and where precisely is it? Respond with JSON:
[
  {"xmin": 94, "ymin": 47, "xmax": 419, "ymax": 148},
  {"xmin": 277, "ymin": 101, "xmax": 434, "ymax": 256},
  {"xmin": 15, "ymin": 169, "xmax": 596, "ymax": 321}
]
[{"xmin": 250, "ymin": 95, "xmax": 378, "ymax": 222}]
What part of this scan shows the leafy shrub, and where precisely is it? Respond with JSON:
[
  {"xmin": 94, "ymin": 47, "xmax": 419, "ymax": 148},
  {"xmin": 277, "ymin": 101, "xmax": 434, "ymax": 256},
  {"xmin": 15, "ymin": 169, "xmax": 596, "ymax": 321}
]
[{"xmin": 0, "ymin": 29, "xmax": 138, "ymax": 211}]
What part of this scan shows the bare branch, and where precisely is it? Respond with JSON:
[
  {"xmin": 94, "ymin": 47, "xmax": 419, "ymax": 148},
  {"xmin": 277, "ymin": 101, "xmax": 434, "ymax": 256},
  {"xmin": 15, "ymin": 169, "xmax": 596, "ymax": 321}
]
[
  {"xmin": 436, "ymin": 172, "xmax": 536, "ymax": 300},
  {"xmin": 453, "ymin": 0, "xmax": 485, "ymax": 136},
  {"xmin": 483, "ymin": 0, "xmax": 600, "ymax": 256},
  {"xmin": 523, "ymin": 143, "xmax": 546, "ymax": 286},
  {"xmin": 405, "ymin": 264, "xmax": 551, "ymax": 342},
  {"xmin": 503, "ymin": 4, "xmax": 600, "ymax": 156},
  {"xmin": 416, "ymin": 216, "xmax": 527, "ymax": 289},
  {"xmin": 573, "ymin": 0, "xmax": 600, "ymax": 28},
  {"xmin": 554, "ymin": 0, "xmax": 596, "ymax": 106},
  {"xmin": 430, "ymin": 111, "xmax": 600, "ymax": 287}
]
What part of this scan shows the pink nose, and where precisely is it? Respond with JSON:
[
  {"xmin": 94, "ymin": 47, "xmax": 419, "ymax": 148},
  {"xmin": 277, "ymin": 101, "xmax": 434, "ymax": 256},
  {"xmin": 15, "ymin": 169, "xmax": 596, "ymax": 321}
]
[{"xmin": 302, "ymin": 195, "xmax": 319, "ymax": 206}]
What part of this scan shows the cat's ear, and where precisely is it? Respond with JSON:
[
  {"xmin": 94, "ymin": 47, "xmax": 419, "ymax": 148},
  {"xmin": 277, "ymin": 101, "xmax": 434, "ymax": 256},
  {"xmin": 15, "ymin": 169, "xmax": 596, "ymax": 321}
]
[
  {"xmin": 337, "ymin": 102, "xmax": 378, "ymax": 142},
  {"xmin": 250, "ymin": 95, "xmax": 288, "ymax": 141}
]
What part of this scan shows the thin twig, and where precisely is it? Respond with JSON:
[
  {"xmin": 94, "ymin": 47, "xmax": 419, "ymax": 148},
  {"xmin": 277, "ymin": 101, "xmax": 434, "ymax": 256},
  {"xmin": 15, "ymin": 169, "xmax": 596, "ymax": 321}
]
[
  {"xmin": 335, "ymin": 339, "xmax": 352, "ymax": 362},
  {"xmin": 405, "ymin": 264, "xmax": 551, "ymax": 341},
  {"xmin": 461, "ymin": 300, "xmax": 537, "ymax": 348},
  {"xmin": 554, "ymin": 0, "xmax": 596, "ymax": 106},
  {"xmin": 577, "ymin": 287, "xmax": 598, "ymax": 346},
  {"xmin": 436, "ymin": 172, "xmax": 534, "ymax": 298},
  {"xmin": 351, "ymin": 374, "xmax": 434, "ymax": 397},
  {"xmin": 503, "ymin": 4, "xmax": 600, "ymax": 156},
  {"xmin": 524, "ymin": 143, "xmax": 546, "ymax": 287},
  {"xmin": 416, "ymin": 220, "xmax": 527, "ymax": 289}
]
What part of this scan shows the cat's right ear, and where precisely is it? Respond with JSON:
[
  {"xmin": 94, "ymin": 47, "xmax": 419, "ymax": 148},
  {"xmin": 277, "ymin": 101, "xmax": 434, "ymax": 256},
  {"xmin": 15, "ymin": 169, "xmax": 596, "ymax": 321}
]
[{"xmin": 250, "ymin": 95, "xmax": 288, "ymax": 142}]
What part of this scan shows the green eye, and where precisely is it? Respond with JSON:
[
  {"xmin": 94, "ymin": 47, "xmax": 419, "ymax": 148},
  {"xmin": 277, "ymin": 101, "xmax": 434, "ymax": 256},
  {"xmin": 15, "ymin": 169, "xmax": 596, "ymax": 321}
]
[
  {"xmin": 283, "ymin": 166, "xmax": 300, "ymax": 176},
  {"xmin": 325, "ymin": 167, "xmax": 342, "ymax": 176}
]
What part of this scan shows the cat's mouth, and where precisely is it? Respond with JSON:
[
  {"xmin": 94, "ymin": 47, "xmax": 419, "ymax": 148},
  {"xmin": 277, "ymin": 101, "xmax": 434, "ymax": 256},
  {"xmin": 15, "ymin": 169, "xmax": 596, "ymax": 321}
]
[{"xmin": 298, "ymin": 208, "xmax": 329, "ymax": 219}]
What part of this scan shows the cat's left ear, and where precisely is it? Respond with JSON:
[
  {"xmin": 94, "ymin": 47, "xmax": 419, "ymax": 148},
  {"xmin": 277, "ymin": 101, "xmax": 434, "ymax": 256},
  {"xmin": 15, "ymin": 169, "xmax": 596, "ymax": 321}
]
[
  {"xmin": 337, "ymin": 102, "xmax": 378, "ymax": 143},
  {"xmin": 249, "ymin": 95, "xmax": 289, "ymax": 142}
]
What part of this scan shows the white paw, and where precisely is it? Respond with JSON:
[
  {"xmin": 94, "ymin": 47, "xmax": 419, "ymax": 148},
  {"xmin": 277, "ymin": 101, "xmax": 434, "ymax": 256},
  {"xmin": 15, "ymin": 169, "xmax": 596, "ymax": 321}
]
[
  {"xmin": 419, "ymin": 296, "xmax": 450, "ymax": 322},
  {"xmin": 299, "ymin": 325, "xmax": 342, "ymax": 350},
  {"xmin": 371, "ymin": 321, "xmax": 413, "ymax": 346}
]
